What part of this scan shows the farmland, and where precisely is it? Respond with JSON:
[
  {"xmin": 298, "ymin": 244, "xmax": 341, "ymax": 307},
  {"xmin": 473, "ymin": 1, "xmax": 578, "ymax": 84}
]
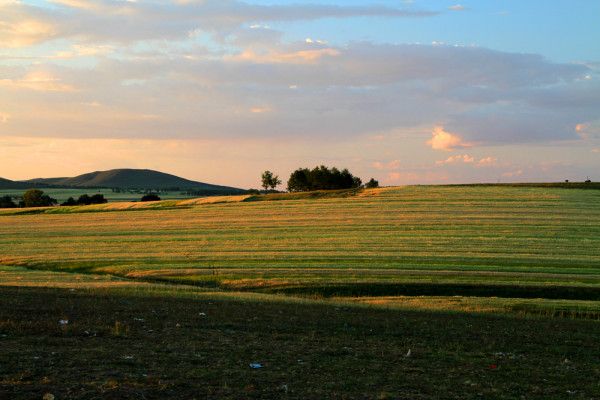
[
  {"xmin": 1, "ymin": 185, "xmax": 600, "ymax": 398},
  {"xmin": 0, "ymin": 188, "xmax": 198, "ymax": 203}
]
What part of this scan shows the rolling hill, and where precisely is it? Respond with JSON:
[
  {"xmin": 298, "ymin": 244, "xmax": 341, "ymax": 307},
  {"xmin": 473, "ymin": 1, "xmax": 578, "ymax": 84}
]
[
  {"xmin": 20, "ymin": 169, "xmax": 244, "ymax": 192},
  {"xmin": 0, "ymin": 177, "xmax": 29, "ymax": 190}
]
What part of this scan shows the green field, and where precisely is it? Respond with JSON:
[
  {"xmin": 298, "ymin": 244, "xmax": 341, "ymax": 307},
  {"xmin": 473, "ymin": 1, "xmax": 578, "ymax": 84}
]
[
  {"xmin": 1, "ymin": 185, "xmax": 599, "ymax": 398},
  {"xmin": 0, "ymin": 188, "xmax": 197, "ymax": 203}
]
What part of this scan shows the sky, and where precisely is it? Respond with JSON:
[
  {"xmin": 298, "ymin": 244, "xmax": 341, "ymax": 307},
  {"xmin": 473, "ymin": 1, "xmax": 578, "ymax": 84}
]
[{"xmin": 1, "ymin": 0, "xmax": 599, "ymax": 188}]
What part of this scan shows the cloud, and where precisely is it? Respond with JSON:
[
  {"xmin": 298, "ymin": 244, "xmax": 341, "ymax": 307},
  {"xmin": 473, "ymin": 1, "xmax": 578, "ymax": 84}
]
[
  {"xmin": 436, "ymin": 154, "xmax": 474, "ymax": 165},
  {"xmin": 229, "ymin": 48, "xmax": 340, "ymax": 64},
  {"xmin": 476, "ymin": 156, "xmax": 497, "ymax": 167},
  {"xmin": 0, "ymin": 71, "xmax": 76, "ymax": 92},
  {"xmin": 427, "ymin": 126, "xmax": 472, "ymax": 151},
  {"xmin": 436, "ymin": 154, "xmax": 498, "ymax": 167},
  {"xmin": 448, "ymin": 5, "xmax": 466, "ymax": 11},
  {"xmin": 575, "ymin": 122, "xmax": 600, "ymax": 139},
  {"xmin": 372, "ymin": 160, "xmax": 401, "ymax": 170},
  {"xmin": 0, "ymin": 113, "xmax": 9, "ymax": 123},
  {"xmin": 1, "ymin": 1, "xmax": 436, "ymax": 47},
  {"xmin": 0, "ymin": 9, "xmax": 57, "ymax": 48}
]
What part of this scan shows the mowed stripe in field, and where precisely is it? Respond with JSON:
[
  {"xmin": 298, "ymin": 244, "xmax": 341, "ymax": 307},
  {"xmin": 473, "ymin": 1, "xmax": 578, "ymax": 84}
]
[{"xmin": 1, "ymin": 186, "xmax": 599, "ymax": 290}]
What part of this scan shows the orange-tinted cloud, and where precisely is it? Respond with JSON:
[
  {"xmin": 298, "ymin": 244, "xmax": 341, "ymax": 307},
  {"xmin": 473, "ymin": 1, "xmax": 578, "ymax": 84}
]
[
  {"xmin": 0, "ymin": 71, "xmax": 75, "ymax": 92},
  {"xmin": 427, "ymin": 126, "xmax": 472, "ymax": 151},
  {"xmin": 0, "ymin": 19, "xmax": 57, "ymax": 48}
]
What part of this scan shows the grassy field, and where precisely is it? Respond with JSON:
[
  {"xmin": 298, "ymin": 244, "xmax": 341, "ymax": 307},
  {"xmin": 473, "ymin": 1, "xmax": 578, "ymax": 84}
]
[{"xmin": 1, "ymin": 185, "xmax": 599, "ymax": 398}]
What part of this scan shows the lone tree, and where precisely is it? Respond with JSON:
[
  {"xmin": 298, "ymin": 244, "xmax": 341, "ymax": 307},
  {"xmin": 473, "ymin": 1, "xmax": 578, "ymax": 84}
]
[
  {"xmin": 365, "ymin": 178, "xmax": 379, "ymax": 188},
  {"xmin": 22, "ymin": 189, "xmax": 57, "ymax": 207},
  {"xmin": 261, "ymin": 171, "xmax": 282, "ymax": 191}
]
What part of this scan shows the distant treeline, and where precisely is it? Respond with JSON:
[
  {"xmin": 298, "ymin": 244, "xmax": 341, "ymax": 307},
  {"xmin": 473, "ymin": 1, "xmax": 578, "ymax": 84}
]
[
  {"xmin": 0, "ymin": 190, "xmax": 108, "ymax": 208},
  {"xmin": 62, "ymin": 194, "xmax": 108, "ymax": 206},
  {"xmin": 286, "ymin": 166, "xmax": 378, "ymax": 192}
]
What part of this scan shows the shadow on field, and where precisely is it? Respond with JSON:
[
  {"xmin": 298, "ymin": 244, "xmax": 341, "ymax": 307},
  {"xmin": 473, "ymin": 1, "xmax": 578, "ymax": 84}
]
[
  {"xmin": 262, "ymin": 282, "xmax": 600, "ymax": 301},
  {"xmin": 1, "ymin": 286, "xmax": 599, "ymax": 399}
]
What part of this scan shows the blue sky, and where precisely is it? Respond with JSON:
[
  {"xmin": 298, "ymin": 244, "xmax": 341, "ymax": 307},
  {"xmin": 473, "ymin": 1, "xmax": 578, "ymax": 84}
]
[{"xmin": 1, "ymin": 1, "xmax": 599, "ymax": 186}]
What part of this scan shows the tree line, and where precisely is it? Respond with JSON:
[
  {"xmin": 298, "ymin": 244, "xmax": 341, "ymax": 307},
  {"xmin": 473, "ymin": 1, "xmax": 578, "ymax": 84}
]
[{"xmin": 261, "ymin": 166, "xmax": 378, "ymax": 192}]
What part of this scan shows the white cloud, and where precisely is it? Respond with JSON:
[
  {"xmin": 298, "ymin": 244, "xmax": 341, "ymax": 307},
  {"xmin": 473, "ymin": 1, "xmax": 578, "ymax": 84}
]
[
  {"xmin": 448, "ymin": 5, "xmax": 466, "ymax": 11},
  {"xmin": 427, "ymin": 126, "xmax": 472, "ymax": 151}
]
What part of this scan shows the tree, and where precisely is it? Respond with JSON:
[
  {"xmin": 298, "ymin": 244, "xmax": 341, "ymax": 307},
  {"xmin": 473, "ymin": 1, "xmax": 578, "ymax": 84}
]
[
  {"xmin": 261, "ymin": 171, "xmax": 282, "ymax": 191},
  {"xmin": 141, "ymin": 194, "xmax": 161, "ymax": 202},
  {"xmin": 22, "ymin": 189, "xmax": 57, "ymax": 207},
  {"xmin": 0, "ymin": 195, "xmax": 16, "ymax": 208},
  {"xmin": 365, "ymin": 178, "xmax": 379, "ymax": 188}
]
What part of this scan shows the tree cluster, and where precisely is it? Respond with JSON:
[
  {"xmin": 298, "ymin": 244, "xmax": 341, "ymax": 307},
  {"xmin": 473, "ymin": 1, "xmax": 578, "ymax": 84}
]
[
  {"xmin": 62, "ymin": 194, "xmax": 107, "ymax": 206},
  {"xmin": 140, "ymin": 194, "xmax": 161, "ymax": 202},
  {"xmin": 22, "ymin": 189, "xmax": 58, "ymax": 207},
  {"xmin": 0, "ymin": 195, "xmax": 17, "ymax": 208},
  {"xmin": 287, "ymin": 166, "xmax": 362, "ymax": 192}
]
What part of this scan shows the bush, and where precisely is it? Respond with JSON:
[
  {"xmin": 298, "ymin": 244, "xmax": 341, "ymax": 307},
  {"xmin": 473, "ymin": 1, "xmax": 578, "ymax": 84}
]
[
  {"xmin": 76, "ymin": 194, "xmax": 107, "ymax": 205},
  {"xmin": 365, "ymin": 178, "xmax": 379, "ymax": 188},
  {"xmin": 61, "ymin": 197, "xmax": 78, "ymax": 206},
  {"xmin": 22, "ymin": 189, "xmax": 57, "ymax": 208},
  {"xmin": 287, "ymin": 166, "xmax": 362, "ymax": 192},
  {"xmin": 0, "ymin": 195, "xmax": 17, "ymax": 208},
  {"xmin": 141, "ymin": 194, "xmax": 161, "ymax": 202}
]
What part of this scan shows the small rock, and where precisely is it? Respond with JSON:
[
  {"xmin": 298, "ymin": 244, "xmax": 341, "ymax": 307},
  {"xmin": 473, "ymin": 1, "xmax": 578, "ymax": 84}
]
[{"xmin": 42, "ymin": 394, "xmax": 55, "ymax": 400}]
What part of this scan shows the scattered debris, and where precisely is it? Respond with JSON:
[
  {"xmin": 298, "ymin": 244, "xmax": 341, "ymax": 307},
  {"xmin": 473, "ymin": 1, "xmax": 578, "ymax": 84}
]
[
  {"xmin": 42, "ymin": 394, "xmax": 55, "ymax": 400},
  {"xmin": 405, "ymin": 349, "xmax": 411, "ymax": 358},
  {"xmin": 123, "ymin": 355, "xmax": 134, "ymax": 360},
  {"xmin": 133, "ymin": 318, "xmax": 145, "ymax": 322},
  {"xmin": 199, "ymin": 312, "xmax": 206, "ymax": 316},
  {"xmin": 489, "ymin": 364, "xmax": 498, "ymax": 370},
  {"xmin": 58, "ymin": 319, "xmax": 69, "ymax": 325},
  {"xmin": 249, "ymin": 363, "xmax": 263, "ymax": 369}
]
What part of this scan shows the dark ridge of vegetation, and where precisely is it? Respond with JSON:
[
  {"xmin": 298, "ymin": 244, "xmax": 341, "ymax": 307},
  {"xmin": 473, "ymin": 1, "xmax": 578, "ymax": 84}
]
[
  {"xmin": 0, "ymin": 195, "xmax": 17, "ymax": 208},
  {"xmin": 61, "ymin": 194, "xmax": 107, "ymax": 206},
  {"xmin": 263, "ymin": 282, "xmax": 600, "ymax": 302},
  {"xmin": 21, "ymin": 189, "xmax": 57, "ymax": 207},
  {"xmin": 141, "ymin": 193, "xmax": 161, "ymax": 202},
  {"xmin": 287, "ymin": 165, "xmax": 362, "ymax": 192}
]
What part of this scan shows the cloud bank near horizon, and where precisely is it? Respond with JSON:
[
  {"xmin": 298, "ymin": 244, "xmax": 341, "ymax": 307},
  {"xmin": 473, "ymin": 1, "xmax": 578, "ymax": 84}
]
[{"xmin": 0, "ymin": 0, "xmax": 598, "ymax": 185}]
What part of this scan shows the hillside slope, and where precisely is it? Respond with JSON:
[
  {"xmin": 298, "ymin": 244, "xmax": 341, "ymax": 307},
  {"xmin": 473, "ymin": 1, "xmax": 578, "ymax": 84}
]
[
  {"xmin": 23, "ymin": 169, "xmax": 244, "ymax": 191},
  {"xmin": 0, "ymin": 177, "xmax": 29, "ymax": 189}
]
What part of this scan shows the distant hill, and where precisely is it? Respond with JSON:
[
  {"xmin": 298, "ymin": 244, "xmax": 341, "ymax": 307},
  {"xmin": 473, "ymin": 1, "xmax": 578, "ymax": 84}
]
[
  {"xmin": 21, "ymin": 169, "xmax": 245, "ymax": 193},
  {"xmin": 0, "ymin": 177, "xmax": 29, "ymax": 190}
]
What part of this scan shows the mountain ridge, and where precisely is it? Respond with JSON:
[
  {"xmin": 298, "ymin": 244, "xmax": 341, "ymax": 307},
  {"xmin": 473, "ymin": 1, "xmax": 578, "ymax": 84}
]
[{"xmin": 13, "ymin": 168, "xmax": 244, "ymax": 192}]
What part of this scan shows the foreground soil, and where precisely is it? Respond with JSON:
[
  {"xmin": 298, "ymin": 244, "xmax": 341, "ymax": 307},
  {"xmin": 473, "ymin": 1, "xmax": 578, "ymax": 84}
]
[{"xmin": 1, "ymin": 286, "xmax": 599, "ymax": 399}]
